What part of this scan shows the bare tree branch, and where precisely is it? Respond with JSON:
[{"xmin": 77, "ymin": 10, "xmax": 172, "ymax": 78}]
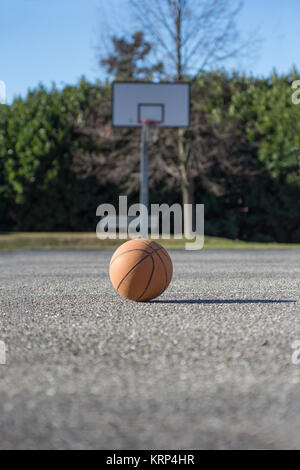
[{"xmin": 127, "ymin": 0, "xmax": 260, "ymax": 78}]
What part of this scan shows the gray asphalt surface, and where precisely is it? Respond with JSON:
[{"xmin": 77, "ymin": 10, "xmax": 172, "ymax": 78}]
[{"xmin": 0, "ymin": 249, "xmax": 300, "ymax": 450}]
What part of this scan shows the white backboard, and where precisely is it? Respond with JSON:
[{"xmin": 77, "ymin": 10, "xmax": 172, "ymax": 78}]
[{"xmin": 112, "ymin": 82, "xmax": 190, "ymax": 127}]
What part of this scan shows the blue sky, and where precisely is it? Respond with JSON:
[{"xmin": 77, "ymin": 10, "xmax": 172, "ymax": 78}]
[{"xmin": 1, "ymin": 0, "xmax": 299, "ymax": 103}]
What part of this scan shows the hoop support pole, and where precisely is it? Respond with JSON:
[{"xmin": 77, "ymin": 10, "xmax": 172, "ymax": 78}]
[{"xmin": 140, "ymin": 124, "xmax": 149, "ymax": 239}]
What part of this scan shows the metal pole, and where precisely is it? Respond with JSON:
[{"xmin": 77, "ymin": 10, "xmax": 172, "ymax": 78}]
[{"xmin": 140, "ymin": 124, "xmax": 149, "ymax": 239}]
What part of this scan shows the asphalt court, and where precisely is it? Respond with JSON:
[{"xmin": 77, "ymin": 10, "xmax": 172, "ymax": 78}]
[{"xmin": 0, "ymin": 249, "xmax": 299, "ymax": 449}]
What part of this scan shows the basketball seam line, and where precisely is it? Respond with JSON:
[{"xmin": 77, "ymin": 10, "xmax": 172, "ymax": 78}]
[
  {"xmin": 158, "ymin": 248, "xmax": 170, "ymax": 259},
  {"xmin": 110, "ymin": 245, "xmax": 164, "ymax": 267},
  {"xmin": 110, "ymin": 248, "xmax": 153, "ymax": 266},
  {"xmin": 115, "ymin": 249, "xmax": 163, "ymax": 293},
  {"xmin": 116, "ymin": 253, "xmax": 151, "ymax": 291},
  {"xmin": 154, "ymin": 250, "xmax": 168, "ymax": 292},
  {"xmin": 112, "ymin": 245, "xmax": 167, "ymax": 299},
  {"xmin": 137, "ymin": 255, "xmax": 155, "ymax": 301}
]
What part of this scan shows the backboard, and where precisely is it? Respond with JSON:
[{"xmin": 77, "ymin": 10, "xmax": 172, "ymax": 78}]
[{"xmin": 112, "ymin": 82, "xmax": 190, "ymax": 127}]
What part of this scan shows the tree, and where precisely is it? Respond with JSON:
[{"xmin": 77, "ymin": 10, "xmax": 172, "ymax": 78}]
[
  {"xmin": 100, "ymin": 31, "xmax": 163, "ymax": 81},
  {"xmin": 130, "ymin": 0, "xmax": 254, "ymax": 78},
  {"xmin": 124, "ymin": 0, "xmax": 259, "ymax": 234}
]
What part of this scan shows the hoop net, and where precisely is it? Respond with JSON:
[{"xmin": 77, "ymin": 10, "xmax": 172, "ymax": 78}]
[{"xmin": 140, "ymin": 119, "xmax": 162, "ymax": 144}]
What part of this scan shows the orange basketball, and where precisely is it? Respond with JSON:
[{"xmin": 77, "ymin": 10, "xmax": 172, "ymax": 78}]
[{"xmin": 109, "ymin": 239, "xmax": 173, "ymax": 302}]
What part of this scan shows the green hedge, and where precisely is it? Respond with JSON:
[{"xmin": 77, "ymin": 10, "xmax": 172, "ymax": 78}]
[{"xmin": 0, "ymin": 72, "xmax": 299, "ymax": 241}]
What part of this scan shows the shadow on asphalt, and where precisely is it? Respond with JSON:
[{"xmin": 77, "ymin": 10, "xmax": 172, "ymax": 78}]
[{"xmin": 150, "ymin": 299, "xmax": 296, "ymax": 304}]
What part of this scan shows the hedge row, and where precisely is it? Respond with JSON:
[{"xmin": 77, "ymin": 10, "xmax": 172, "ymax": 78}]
[{"xmin": 0, "ymin": 71, "xmax": 299, "ymax": 241}]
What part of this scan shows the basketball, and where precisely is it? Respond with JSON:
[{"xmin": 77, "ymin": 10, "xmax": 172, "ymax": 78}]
[{"xmin": 109, "ymin": 239, "xmax": 173, "ymax": 302}]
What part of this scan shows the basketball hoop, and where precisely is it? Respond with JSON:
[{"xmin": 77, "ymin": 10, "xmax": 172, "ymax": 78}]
[
  {"xmin": 139, "ymin": 120, "xmax": 163, "ymax": 126},
  {"xmin": 140, "ymin": 119, "xmax": 162, "ymax": 144},
  {"xmin": 112, "ymin": 82, "xmax": 190, "ymax": 239}
]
